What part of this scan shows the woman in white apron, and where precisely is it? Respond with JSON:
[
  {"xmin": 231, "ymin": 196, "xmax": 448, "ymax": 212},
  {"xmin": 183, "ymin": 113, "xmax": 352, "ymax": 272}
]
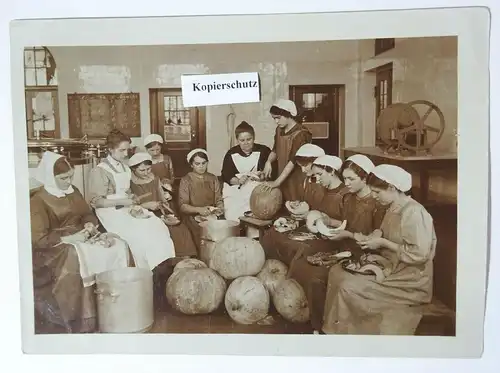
[
  {"xmin": 87, "ymin": 129, "xmax": 176, "ymax": 274},
  {"xmin": 30, "ymin": 151, "xmax": 130, "ymax": 333},
  {"xmin": 220, "ymin": 121, "xmax": 271, "ymax": 222}
]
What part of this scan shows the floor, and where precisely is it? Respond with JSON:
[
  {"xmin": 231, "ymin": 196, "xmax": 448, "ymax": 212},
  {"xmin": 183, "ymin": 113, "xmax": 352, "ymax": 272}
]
[{"xmin": 35, "ymin": 203, "xmax": 457, "ymax": 336}]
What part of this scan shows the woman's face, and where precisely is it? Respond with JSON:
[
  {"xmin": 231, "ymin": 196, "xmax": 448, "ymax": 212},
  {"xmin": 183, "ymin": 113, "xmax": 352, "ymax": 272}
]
[
  {"xmin": 237, "ymin": 132, "xmax": 254, "ymax": 154},
  {"xmin": 146, "ymin": 143, "xmax": 162, "ymax": 157},
  {"xmin": 54, "ymin": 169, "xmax": 74, "ymax": 190},
  {"xmin": 191, "ymin": 155, "xmax": 208, "ymax": 175},
  {"xmin": 370, "ymin": 185, "xmax": 396, "ymax": 205},
  {"xmin": 313, "ymin": 165, "xmax": 337, "ymax": 188},
  {"xmin": 133, "ymin": 162, "xmax": 152, "ymax": 179},
  {"xmin": 299, "ymin": 162, "xmax": 314, "ymax": 177},
  {"xmin": 342, "ymin": 168, "xmax": 366, "ymax": 193},
  {"xmin": 271, "ymin": 114, "xmax": 288, "ymax": 128},
  {"xmin": 110, "ymin": 141, "xmax": 130, "ymax": 162}
]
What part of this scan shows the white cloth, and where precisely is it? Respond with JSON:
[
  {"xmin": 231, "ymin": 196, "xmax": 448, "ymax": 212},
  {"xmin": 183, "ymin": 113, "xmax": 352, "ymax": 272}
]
[
  {"xmin": 144, "ymin": 134, "xmax": 164, "ymax": 146},
  {"xmin": 222, "ymin": 151, "xmax": 261, "ymax": 222},
  {"xmin": 273, "ymin": 98, "xmax": 298, "ymax": 116},
  {"xmin": 296, "ymin": 144, "xmax": 325, "ymax": 157},
  {"xmin": 128, "ymin": 152, "xmax": 152, "ymax": 167},
  {"xmin": 94, "ymin": 159, "xmax": 176, "ymax": 270},
  {"xmin": 347, "ymin": 154, "xmax": 375, "ymax": 174},
  {"xmin": 35, "ymin": 151, "xmax": 74, "ymax": 198},
  {"xmin": 187, "ymin": 148, "xmax": 208, "ymax": 163},
  {"xmin": 313, "ymin": 155, "xmax": 343, "ymax": 170},
  {"xmin": 72, "ymin": 238, "xmax": 130, "ymax": 287},
  {"xmin": 372, "ymin": 164, "xmax": 413, "ymax": 192}
]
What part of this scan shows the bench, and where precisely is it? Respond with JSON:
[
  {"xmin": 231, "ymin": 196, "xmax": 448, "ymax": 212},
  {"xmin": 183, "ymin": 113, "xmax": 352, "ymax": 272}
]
[{"xmin": 414, "ymin": 298, "xmax": 456, "ymax": 336}]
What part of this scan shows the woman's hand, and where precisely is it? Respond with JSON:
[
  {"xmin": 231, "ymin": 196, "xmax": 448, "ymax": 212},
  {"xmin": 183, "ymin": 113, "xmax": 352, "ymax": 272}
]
[
  {"xmin": 197, "ymin": 206, "xmax": 212, "ymax": 216},
  {"xmin": 261, "ymin": 181, "xmax": 278, "ymax": 191},
  {"xmin": 263, "ymin": 161, "xmax": 273, "ymax": 179},
  {"xmin": 141, "ymin": 201, "xmax": 162, "ymax": 210},
  {"xmin": 238, "ymin": 174, "xmax": 249, "ymax": 186},
  {"xmin": 83, "ymin": 222, "xmax": 99, "ymax": 236},
  {"xmin": 358, "ymin": 237, "xmax": 384, "ymax": 251}
]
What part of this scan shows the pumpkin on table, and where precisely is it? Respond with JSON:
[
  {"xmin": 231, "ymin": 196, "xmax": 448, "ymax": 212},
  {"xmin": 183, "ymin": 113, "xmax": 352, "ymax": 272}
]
[{"xmin": 249, "ymin": 184, "xmax": 283, "ymax": 220}]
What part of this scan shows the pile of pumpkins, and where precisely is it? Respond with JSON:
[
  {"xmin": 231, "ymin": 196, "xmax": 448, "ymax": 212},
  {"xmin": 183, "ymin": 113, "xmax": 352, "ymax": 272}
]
[{"xmin": 165, "ymin": 236, "xmax": 310, "ymax": 325}]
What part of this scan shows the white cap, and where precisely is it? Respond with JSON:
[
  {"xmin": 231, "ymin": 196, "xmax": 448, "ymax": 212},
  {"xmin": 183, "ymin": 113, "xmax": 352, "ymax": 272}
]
[
  {"xmin": 296, "ymin": 143, "xmax": 325, "ymax": 158},
  {"xmin": 144, "ymin": 134, "xmax": 164, "ymax": 146},
  {"xmin": 346, "ymin": 154, "xmax": 375, "ymax": 174},
  {"xmin": 128, "ymin": 152, "xmax": 152, "ymax": 167},
  {"xmin": 272, "ymin": 99, "xmax": 298, "ymax": 117},
  {"xmin": 313, "ymin": 155, "xmax": 343, "ymax": 171},
  {"xmin": 187, "ymin": 148, "xmax": 208, "ymax": 163},
  {"xmin": 372, "ymin": 164, "xmax": 412, "ymax": 192}
]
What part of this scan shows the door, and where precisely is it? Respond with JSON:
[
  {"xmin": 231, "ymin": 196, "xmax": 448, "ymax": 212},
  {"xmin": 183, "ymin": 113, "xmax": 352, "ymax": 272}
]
[
  {"xmin": 149, "ymin": 88, "xmax": 206, "ymax": 180},
  {"xmin": 289, "ymin": 85, "xmax": 343, "ymax": 156}
]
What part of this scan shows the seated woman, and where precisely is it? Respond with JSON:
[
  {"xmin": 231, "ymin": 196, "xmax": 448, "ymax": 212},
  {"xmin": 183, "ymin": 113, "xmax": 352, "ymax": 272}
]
[
  {"xmin": 178, "ymin": 148, "xmax": 224, "ymax": 253},
  {"xmin": 282, "ymin": 155, "xmax": 349, "ymax": 333},
  {"xmin": 129, "ymin": 152, "xmax": 197, "ymax": 259},
  {"xmin": 87, "ymin": 129, "xmax": 176, "ymax": 274},
  {"xmin": 30, "ymin": 151, "xmax": 130, "ymax": 333},
  {"xmin": 221, "ymin": 121, "xmax": 271, "ymax": 222},
  {"xmin": 322, "ymin": 164, "xmax": 437, "ymax": 335},
  {"xmin": 143, "ymin": 134, "xmax": 176, "ymax": 201},
  {"xmin": 294, "ymin": 143, "xmax": 326, "ymax": 210}
]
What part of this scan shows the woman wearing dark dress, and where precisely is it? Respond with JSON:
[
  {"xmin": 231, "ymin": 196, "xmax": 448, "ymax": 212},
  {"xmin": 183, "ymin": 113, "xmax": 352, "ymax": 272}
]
[
  {"xmin": 178, "ymin": 148, "xmax": 224, "ymax": 254},
  {"xmin": 294, "ymin": 143, "xmax": 326, "ymax": 210},
  {"xmin": 143, "ymin": 134, "xmax": 176, "ymax": 201},
  {"xmin": 221, "ymin": 121, "xmax": 271, "ymax": 222}
]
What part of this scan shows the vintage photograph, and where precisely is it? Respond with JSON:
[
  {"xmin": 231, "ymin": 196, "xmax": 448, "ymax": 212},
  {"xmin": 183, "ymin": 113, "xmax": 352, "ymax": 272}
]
[{"xmin": 10, "ymin": 9, "xmax": 489, "ymax": 357}]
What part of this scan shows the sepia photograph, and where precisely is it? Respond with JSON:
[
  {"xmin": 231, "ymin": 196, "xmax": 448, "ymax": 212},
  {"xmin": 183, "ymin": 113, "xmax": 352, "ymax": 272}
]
[{"xmin": 10, "ymin": 8, "xmax": 489, "ymax": 358}]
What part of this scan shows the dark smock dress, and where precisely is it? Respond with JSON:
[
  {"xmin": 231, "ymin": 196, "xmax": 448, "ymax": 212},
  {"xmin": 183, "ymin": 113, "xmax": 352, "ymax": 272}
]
[
  {"xmin": 301, "ymin": 177, "xmax": 326, "ymax": 211},
  {"xmin": 130, "ymin": 176, "xmax": 197, "ymax": 258},
  {"xmin": 178, "ymin": 172, "xmax": 224, "ymax": 254},
  {"xmin": 151, "ymin": 153, "xmax": 175, "ymax": 184},
  {"xmin": 272, "ymin": 123, "xmax": 312, "ymax": 203},
  {"xmin": 30, "ymin": 186, "xmax": 99, "ymax": 331}
]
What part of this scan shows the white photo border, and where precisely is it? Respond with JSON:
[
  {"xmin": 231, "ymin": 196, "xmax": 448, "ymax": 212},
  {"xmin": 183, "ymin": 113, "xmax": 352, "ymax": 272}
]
[{"xmin": 10, "ymin": 7, "xmax": 490, "ymax": 358}]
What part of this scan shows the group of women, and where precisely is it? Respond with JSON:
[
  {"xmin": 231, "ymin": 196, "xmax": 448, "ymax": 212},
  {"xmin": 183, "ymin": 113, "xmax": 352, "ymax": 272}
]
[{"xmin": 30, "ymin": 97, "xmax": 437, "ymax": 336}]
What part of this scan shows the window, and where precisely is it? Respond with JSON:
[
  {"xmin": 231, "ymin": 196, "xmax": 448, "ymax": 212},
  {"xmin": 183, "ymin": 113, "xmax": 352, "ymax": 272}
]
[
  {"xmin": 375, "ymin": 63, "xmax": 393, "ymax": 144},
  {"xmin": 374, "ymin": 38, "xmax": 395, "ymax": 56},
  {"xmin": 24, "ymin": 46, "xmax": 60, "ymax": 139}
]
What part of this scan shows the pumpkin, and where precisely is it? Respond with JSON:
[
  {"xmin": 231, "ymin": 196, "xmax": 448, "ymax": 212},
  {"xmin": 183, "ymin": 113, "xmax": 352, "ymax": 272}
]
[
  {"xmin": 166, "ymin": 267, "xmax": 226, "ymax": 315},
  {"xmin": 173, "ymin": 258, "xmax": 207, "ymax": 272},
  {"xmin": 256, "ymin": 259, "xmax": 289, "ymax": 296},
  {"xmin": 209, "ymin": 237, "xmax": 266, "ymax": 280},
  {"xmin": 224, "ymin": 276, "xmax": 270, "ymax": 325},
  {"xmin": 249, "ymin": 184, "xmax": 283, "ymax": 220},
  {"xmin": 272, "ymin": 278, "xmax": 310, "ymax": 323}
]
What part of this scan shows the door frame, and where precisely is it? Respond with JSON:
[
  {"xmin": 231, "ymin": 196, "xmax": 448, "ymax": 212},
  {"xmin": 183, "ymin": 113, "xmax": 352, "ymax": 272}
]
[{"xmin": 288, "ymin": 84, "xmax": 346, "ymax": 158}]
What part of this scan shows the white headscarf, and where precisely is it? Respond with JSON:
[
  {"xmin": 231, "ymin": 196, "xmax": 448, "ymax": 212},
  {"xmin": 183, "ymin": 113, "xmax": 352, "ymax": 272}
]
[
  {"xmin": 372, "ymin": 164, "xmax": 412, "ymax": 192},
  {"xmin": 144, "ymin": 134, "xmax": 164, "ymax": 146},
  {"xmin": 313, "ymin": 155, "xmax": 343, "ymax": 171},
  {"xmin": 295, "ymin": 144, "xmax": 325, "ymax": 158},
  {"xmin": 128, "ymin": 152, "xmax": 153, "ymax": 167},
  {"xmin": 272, "ymin": 99, "xmax": 298, "ymax": 117},
  {"xmin": 346, "ymin": 154, "xmax": 375, "ymax": 174},
  {"xmin": 35, "ymin": 151, "xmax": 75, "ymax": 198},
  {"xmin": 186, "ymin": 148, "xmax": 208, "ymax": 163}
]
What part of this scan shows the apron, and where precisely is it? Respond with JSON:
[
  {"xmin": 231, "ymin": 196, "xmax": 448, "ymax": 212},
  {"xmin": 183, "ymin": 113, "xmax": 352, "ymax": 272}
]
[
  {"xmin": 222, "ymin": 152, "xmax": 262, "ymax": 222},
  {"xmin": 275, "ymin": 129, "xmax": 307, "ymax": 202},
  {"xmin": 94, "ymin": 160, "xmax": 176, "ymax": 270}
]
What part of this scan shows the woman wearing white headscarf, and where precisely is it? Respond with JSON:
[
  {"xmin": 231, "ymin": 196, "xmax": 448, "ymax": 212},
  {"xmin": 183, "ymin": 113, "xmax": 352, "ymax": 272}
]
[
  {"xmin": 143, "ymin": 134, "xmax": 176, "ymax": 201},
  {"xmin": 322, "ymin": 164, "xmax": 437, "ymax": 335},
  {"xmin": 30, "ymin": 151, "xmax": 130, "ymax": 333},
  {"xmin": 178, "ymin": 148, "xmax": 224, "ymax": 254}
]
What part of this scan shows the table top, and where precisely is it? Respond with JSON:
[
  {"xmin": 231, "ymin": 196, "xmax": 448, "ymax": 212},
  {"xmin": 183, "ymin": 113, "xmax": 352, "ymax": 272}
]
[
  {"xmin": 343, "ymin": 147, "xmax": 458, "ymax": 161},
  {"xmin": 239, "ymin": 215, "xmax": 274, "ymax": 227}
]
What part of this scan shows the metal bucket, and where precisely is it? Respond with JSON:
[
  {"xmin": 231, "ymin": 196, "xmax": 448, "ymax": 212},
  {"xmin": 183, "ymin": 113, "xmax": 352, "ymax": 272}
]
[
  {"xmin": 95, "ymin": 268, "xmax": 154, "ymax": 333},
  {"xmin": 199, "ymin": 220, "xmax": 240, "ymax": 264}
]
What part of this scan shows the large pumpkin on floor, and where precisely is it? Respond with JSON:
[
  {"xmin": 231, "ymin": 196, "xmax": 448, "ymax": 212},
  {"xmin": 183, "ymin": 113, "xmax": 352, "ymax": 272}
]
[
  {"xmin": 166, "ymin": 263, "xmax": 226, "ymax": 315},
  {"xmin": 257, "ymin": 259, "xmax": 289, "ymax": 297},
  {"xmin": 272, "ymin": 278, "xmax": 310, "ymax": 323},
  {"xmin": 249, "ymin": 184, "xmax": 283, "ymax": 220},
  {"xmin": 225, "ymin": 276, "xmax": 270, "ymax": 325},
  {"xmin": 173, "ymin": 258, "xmax": 207, "ymax": 272},
  {"xmin": 209, "ymin": 237, "xmax": 266, "ymax": 280}
]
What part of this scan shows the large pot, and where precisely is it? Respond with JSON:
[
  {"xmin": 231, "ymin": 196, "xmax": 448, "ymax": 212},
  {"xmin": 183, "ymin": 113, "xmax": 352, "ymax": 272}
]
[
  {"xmin": 95, "ymin": 268, "xmax": 154, "ymax": 333},
  {"xmin": 199, "ymin": 220, "xmax": 240, "ymax": 264}
]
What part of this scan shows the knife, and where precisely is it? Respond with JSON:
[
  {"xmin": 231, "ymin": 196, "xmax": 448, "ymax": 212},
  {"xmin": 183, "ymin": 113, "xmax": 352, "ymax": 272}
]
[{"xmin": 238, "ymin": 166, "xmax": 256, "ymax": 189}]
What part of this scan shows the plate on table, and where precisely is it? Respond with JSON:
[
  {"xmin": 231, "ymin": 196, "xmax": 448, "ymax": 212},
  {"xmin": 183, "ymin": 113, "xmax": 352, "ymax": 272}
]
[{"xmin": 341, "ymin": 259, "xmax": 383, "ymax": 276}]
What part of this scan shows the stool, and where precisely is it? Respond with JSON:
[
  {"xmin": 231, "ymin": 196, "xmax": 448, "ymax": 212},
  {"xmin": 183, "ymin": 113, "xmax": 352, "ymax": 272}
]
[{"xmin": 239, "ymin": 215, "xmax": 273, "ymax": 241}]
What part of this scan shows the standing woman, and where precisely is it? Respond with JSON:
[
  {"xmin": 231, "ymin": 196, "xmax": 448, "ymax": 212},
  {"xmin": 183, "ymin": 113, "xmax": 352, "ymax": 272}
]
[
  {"xmin": 143, "ymin": 134, "xmax": 176, "ymax": 200},
  {"xmin": 322, "ymin": 164, "xmax": 436, "ymax": 335},
  {"xmin": 87, "ymin": 129, "xmax": 176, "ymax": 271},
  {"xmin": 221, "ymin": 121, "xmax": 271, "ymax": 222},
  {"xmin": 261, "ymin": 99, "xmax": 313, "ymax": 202},
  {"xmin": 178, "ymin": 148, "xmax": 224, "ymax": 253}
]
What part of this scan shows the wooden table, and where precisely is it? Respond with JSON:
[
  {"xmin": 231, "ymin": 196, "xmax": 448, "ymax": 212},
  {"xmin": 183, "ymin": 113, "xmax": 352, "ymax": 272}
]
[
  {"xmin": 239, "ymin": 215, "xmax": 274, "ymax": 241},
  {"xmin": 343, "ymin": 147, "xmax": 457, "ymax": 205}
]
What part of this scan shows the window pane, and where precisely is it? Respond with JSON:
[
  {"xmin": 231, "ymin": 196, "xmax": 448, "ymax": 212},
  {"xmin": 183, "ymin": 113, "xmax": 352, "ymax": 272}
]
[
  {"xmin": 36, "ymin": 68, "xmax": 47, "ymax": 86},
  {"xmin": 302, "ymin": 93, "xmax": 315, "ymax": 109},
  {"xmin": 25, "ymin": 68, "xmax": 36, "ymax": 86},
  {"xmin": 35, "ymin": 49, "xmax": 46, "ymax": 67},
  {"xmin": 24, "ymin": 50, "xmax": 35, "ymax": 68}
]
